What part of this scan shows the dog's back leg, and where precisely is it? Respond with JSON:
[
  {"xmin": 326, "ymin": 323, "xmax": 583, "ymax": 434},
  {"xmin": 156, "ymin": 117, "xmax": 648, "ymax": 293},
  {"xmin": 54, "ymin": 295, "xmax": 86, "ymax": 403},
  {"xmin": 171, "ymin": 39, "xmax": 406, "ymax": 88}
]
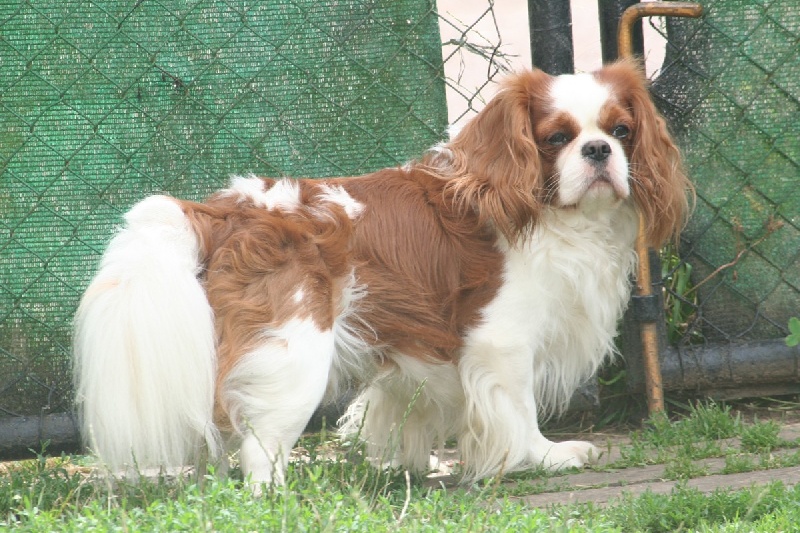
[
  {"xmin": 339, "ymin": 357, "xmax": 462, "ymax": 475},
  {"xmin": 220, "ymin": 319, "xmax": 335, "ymax": 494}
]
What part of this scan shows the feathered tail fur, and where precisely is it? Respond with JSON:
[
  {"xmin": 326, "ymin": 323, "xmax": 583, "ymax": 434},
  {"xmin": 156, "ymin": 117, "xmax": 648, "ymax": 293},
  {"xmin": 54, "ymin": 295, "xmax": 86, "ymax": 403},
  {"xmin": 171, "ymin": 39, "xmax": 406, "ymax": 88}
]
[{"xmin": 73, "ymin": 195, "xmax": 220, "ymax": 472}]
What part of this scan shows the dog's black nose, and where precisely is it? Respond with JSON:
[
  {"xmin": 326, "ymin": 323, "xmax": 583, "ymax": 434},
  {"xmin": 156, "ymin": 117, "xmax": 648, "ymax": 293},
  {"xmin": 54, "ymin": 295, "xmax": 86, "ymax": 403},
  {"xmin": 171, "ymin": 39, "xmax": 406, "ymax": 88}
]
[{"xmin": 581, "ymin": 140, "xmax": 611, "ymax": 162}]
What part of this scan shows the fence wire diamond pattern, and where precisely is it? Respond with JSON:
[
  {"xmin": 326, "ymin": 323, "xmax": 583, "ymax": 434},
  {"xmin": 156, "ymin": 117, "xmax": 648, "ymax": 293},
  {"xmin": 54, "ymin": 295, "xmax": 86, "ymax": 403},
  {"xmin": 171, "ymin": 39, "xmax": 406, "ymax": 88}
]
[
  {"xmin": 653, "ymin": 0, "xmax": 799, "ymax": 347},
  {"xmin": 0, "ymin": 0, "xmax": 448, "ymax": 418}
]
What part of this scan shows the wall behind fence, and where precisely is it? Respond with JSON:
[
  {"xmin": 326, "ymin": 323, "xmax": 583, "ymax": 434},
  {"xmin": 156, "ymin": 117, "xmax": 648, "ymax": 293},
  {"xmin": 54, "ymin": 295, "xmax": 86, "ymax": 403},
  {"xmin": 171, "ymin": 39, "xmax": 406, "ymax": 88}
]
[{"xmin": 0, "ymin": 0, "xmax": 447, "ymax": 420}]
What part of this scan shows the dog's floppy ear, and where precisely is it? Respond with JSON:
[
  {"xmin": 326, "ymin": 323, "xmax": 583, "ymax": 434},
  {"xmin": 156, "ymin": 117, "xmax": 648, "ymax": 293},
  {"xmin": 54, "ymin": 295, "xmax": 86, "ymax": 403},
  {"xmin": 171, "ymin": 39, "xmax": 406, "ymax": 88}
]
[
  {"xmin": 599, "ymin": 59, "xmax": 693, "ymax": 247},
  {"xmin": 445, "ymin": 69, "xmax": 552, "ymax": 244}
]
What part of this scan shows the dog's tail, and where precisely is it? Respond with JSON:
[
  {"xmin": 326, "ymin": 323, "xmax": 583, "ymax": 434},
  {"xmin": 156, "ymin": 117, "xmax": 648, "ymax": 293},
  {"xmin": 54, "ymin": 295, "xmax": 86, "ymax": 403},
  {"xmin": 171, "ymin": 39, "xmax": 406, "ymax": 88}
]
[{"xmin": 73, "ymin": 195, "xmax": 219, "ymax": 472}]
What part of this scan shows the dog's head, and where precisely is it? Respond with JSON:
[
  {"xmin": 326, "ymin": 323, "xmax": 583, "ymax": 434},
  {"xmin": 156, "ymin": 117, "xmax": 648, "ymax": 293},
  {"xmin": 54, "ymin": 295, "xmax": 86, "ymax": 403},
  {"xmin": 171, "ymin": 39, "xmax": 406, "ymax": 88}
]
[{"xmin": 442, "ymin": 59, "xmax": 691, "ymax": 247}]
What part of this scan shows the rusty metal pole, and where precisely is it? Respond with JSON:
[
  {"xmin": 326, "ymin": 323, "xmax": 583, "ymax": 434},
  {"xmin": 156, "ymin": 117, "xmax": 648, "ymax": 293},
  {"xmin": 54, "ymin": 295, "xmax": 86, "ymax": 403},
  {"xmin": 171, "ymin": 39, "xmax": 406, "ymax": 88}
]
[
  {"xmin": 600, "ymin": 0, "xmax": 644, "ymax": 63},
  {"xmin": 616, "ymin": 2, "xmax": 702, "ymax": 414}
]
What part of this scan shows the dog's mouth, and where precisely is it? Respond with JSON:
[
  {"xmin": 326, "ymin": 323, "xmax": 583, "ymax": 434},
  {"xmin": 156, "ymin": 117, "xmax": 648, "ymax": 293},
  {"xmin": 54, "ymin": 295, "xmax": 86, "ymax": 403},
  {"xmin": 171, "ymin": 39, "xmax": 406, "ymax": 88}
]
[
  {"xmin": 550, "ymin": 166, "xmax": 631, "ymax": 209},
  {"xmin": 588, "ymin": 175, "xmax": 612, "ymax": 189},
  {"xmin": 586, "ymin": 172, "xmax": 628, "ymax": 200}
]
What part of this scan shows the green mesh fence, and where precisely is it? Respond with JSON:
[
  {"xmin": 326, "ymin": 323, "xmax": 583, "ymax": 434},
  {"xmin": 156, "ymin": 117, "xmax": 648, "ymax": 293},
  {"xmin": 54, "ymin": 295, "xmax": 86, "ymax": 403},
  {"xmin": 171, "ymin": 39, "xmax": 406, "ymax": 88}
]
[
  {"xmin": 2, "ymin": 0, "xmax": 798, "ymax": 429},
  {"xmin": 652, "ymin": 0, "xmax": 799, "ymax": 347},
  {"xmin": 0, "ymin": 0, "xmax": 447, "ymax": 418}
]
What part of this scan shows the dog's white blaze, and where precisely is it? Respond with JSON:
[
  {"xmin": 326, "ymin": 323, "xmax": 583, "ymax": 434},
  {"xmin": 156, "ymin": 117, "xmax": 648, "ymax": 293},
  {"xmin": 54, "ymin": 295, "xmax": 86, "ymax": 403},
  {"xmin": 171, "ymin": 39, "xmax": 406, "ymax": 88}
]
[
  {"xmin": 550, "ymin": 73, "xmax": 610, "ymax": 122},
  {"xmin": 549, "ymin": 74, "xmax": 631, "ymax": 207}
]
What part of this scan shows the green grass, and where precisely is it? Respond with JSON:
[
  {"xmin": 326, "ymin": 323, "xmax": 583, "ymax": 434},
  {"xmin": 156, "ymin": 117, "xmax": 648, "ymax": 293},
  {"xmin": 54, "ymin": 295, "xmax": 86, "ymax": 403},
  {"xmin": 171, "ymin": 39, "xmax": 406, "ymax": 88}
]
[
  {"xmin": 611, "ymin": 401, "xmax": 739, "ymax": 467},
  {"xmin": 2, "ymin": 402, "xmax": 800, "ymax": 532},
  {"xmin": 740, "ymin": 419, "xmax": 781, "ymax": 453},
  {"xmin": 599, "ymin": 482, "xmax": 800, "ymax": 532},
  {"xmin": 0, "ymin": 455, "xmax": 585, "ymax": 532}
]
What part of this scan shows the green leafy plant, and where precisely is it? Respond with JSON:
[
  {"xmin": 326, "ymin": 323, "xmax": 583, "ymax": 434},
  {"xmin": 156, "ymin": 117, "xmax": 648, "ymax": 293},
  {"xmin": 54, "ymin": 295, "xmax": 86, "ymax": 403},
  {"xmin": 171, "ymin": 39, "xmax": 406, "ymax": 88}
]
[
  {"xmin": 663, "ymin": 454, "xmax": 708, "ymax": 480},
  {"xmin": 740, "ymin": 420, "xmax": 781, "ymax": 453},
  {"xmin": 723, "ymin": 453, "xmax": 756, "ymax": 475},
  {"xmin": 640, "ymin": 401, "xmax": 738, "ymax": 449},
  {"xmin": 660, "ymin": 245, "xmax": 701, "ymax": 345},
  {"xmin": 786, "ymin": 317, "xmax": 800, "ymax": 347}
]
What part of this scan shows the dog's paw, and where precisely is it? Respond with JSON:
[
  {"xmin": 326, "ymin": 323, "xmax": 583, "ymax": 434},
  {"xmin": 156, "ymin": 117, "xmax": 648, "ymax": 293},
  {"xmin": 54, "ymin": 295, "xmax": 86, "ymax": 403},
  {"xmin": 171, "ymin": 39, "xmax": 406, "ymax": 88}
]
[{"xmin": 537, "ymin": 440, "xmax": 599, "ymax": 471}]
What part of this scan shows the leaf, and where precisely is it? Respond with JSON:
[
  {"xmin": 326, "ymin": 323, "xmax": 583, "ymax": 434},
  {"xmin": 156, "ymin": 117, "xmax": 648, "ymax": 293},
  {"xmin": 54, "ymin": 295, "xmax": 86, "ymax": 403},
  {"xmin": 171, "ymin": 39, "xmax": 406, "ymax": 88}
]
[{"xmin": 787, "ymin": 317, "xmax": 800, "ymax": 347}]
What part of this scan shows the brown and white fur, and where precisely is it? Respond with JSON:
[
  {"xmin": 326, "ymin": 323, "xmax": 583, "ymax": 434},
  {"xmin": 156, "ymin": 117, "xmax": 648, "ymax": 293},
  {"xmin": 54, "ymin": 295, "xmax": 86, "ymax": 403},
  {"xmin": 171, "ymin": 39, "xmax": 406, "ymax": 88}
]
[{"xmin": 73, "ymin": 59, "xmax": 690, "ymax": 490}]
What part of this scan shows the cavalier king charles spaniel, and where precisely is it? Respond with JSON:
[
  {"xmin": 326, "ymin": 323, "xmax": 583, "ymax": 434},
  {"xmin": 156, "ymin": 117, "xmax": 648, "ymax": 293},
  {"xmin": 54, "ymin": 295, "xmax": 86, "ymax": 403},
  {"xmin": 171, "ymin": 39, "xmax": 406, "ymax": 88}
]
[{"xmin": 74, "ymin": 59, "xmax": 690, "ymax": 490}]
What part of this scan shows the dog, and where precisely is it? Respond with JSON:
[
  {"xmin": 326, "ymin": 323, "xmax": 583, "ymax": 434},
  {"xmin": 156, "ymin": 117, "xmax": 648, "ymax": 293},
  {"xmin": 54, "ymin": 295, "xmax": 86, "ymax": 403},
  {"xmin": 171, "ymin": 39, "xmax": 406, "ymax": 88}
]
[{"xmin": 73, "ymin": 59, "xmax": 690, "ymax": 490}]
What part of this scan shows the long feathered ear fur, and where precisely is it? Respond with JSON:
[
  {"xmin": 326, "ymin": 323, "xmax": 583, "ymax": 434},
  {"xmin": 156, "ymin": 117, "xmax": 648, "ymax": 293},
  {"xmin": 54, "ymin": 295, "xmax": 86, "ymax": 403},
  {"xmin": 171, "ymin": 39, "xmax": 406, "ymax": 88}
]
[
  {"xmin": 598, "ymin": 59, "xmax": 694, "ymax": 247},
  {"xmin": 442, "ymin": 69, "xmax": 552, "ymax": 244}
]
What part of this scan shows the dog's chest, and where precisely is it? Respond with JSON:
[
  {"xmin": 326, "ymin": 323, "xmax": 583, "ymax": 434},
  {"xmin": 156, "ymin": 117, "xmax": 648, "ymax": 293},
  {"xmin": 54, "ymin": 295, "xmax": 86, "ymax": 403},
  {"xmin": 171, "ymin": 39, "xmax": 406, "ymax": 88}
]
[{"xmin": 471, "ymin": 210, "xmax": 639, "ymax": 352}]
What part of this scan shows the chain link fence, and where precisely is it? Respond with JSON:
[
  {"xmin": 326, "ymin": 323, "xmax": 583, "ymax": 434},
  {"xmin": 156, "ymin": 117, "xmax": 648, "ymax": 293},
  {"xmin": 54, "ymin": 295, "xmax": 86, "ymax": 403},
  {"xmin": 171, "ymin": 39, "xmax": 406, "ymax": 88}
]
[
  {"xmin": 645, "ymin": 0, "xmax": 799, "ymax": 395},
  {"xmin": 0, "ymin": 0, "xmax": 486, "ymax": 419},
  {"xmin": 0, "ymin": 0, "xmax": 515, "ymax": 452},
  {"xmin": 1, "ymin": 0, "xmax": 798, "ymax": 453},
  {"xmin": 655, "ymin": 0, "xmax": 799, "ymax": 343}
]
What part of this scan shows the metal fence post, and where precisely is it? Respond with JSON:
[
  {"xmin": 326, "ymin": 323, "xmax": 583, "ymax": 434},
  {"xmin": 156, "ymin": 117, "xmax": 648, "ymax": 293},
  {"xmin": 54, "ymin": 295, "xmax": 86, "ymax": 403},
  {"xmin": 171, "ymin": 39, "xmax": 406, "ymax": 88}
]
[
  {"xmin": 616, "ymin": 2, "xmax": 704, "ymax": 414},
  {"xmin": 527, "ymin": 0, "xmax": 574, "ymax": 74}
]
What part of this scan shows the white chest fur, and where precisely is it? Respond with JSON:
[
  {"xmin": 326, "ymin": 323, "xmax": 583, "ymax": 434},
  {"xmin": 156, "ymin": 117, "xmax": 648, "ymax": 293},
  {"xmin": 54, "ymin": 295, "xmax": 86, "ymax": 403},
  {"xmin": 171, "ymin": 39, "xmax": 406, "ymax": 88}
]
[{"xmin": 463, "ymin": 202, "xmax": 639, "ymax": 416}]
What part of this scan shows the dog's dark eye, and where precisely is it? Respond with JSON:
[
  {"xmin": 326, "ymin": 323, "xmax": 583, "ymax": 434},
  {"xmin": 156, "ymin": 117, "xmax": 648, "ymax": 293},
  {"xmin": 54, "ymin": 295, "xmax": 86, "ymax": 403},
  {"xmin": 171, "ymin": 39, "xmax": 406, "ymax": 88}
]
[
  {"xmin": 611, "ymin": 125, "xmax": 630, "ymax": 139},
  {"xmin": 547, "ymin": 132, "xmax": 570, "ymax": 146}
]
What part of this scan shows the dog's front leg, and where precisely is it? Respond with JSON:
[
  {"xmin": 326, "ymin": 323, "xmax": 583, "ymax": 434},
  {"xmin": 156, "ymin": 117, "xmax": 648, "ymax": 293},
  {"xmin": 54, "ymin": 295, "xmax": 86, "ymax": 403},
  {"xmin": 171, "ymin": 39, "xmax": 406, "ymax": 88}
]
[{"xmin": 457, "ymin": 341, "xmax": 598, "ymax": 481}]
